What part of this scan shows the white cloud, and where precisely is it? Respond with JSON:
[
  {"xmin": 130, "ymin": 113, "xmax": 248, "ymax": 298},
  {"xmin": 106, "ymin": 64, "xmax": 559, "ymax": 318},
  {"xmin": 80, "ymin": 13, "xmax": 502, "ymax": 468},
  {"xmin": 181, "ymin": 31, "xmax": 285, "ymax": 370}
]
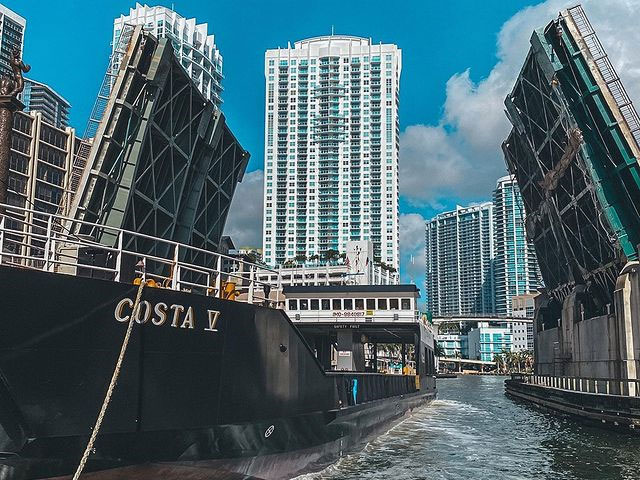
[
  {"xmin": 399, "ymin": 0, "xmax": 640, "ymax": 208},
  {"xmin": 223, "ymin": 169, "xmax": 263, "ymax": 247},
  {"xmin": 399, "ymin": 213, "xmax": 426, "ymax": 284}
]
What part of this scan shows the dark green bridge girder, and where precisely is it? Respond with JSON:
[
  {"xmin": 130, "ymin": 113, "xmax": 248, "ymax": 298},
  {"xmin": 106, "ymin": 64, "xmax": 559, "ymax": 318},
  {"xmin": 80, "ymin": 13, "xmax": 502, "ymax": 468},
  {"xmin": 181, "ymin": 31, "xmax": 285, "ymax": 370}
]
[
  {"xmin": 70, "ymin": 27, "xmax": 249, "ymax": 262},
  {"xmin": 502, "ymin": 8, "xmax": 640, "ymax": 312}
]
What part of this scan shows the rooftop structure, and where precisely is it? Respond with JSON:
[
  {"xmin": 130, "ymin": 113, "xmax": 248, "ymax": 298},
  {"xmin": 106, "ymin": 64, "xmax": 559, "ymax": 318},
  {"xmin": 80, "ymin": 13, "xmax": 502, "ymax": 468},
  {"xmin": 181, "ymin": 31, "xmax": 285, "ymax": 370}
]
[
  {"xmin": 262, "ymin": 35, "xmax": 401, "ymax": 270},
  {"xmin": 20, "ymin": 78, "xmax": 71, "ymax": 129},
  {"xmin": 283, "ymin": 284, "xmax": 420, "ymax": 324},
  {"xmin": 503, "ymin": 5, "xmax": 640, "ymax": 324},
  {"xmin": 113, "ymin": 3, "xmax": 223, "ymax": 108},
  {"xmin": 258, "ymin": 240, "xmax": 398, "ymax": 287},
  {"xmin": 283, "ymin": 284, "xmax": 433, "ymax": 373}
]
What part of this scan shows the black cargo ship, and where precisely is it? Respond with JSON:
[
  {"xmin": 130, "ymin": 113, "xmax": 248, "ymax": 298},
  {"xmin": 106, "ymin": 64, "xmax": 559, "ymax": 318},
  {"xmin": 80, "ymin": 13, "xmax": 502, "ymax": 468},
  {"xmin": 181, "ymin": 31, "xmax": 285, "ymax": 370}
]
[
  {"xmin": 0, "ymin": 261, "xmax": 434, "ymax": 480},
  {"xmin": 0, "ymin": 25, "xmax": 435, "ymax": 480}
]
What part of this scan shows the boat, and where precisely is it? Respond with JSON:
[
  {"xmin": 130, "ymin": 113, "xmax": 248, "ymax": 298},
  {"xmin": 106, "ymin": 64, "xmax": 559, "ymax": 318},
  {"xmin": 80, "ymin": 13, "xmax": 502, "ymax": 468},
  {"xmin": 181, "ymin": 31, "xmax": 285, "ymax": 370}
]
[{"xmin": 0, "ymin": 26, "xmax": 436, "ymax": 480}]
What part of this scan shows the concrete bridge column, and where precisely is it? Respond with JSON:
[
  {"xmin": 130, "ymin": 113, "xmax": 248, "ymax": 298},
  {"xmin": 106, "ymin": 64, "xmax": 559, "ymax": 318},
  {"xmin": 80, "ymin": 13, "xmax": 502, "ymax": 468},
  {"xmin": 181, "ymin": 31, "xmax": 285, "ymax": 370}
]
[{"xmin": 614, "ymin": 261, "xmax": 640, "ymax": 395}]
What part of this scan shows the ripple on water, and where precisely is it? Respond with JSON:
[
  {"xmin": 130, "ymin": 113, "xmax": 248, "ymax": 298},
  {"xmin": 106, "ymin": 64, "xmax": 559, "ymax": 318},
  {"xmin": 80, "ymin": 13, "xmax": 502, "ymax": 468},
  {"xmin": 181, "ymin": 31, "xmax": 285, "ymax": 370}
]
[{"xmin": 295, "ymin": 376, "xmax": 640, "ymax": 480}]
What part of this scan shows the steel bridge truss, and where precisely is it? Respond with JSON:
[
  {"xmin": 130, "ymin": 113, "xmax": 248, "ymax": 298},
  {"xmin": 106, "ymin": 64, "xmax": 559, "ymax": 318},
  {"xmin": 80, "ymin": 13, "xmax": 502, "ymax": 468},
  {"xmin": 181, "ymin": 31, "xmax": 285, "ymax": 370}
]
[
  {"xmin": 70, "ymin": 27, "xmax": 249, "ymax": 268},
  {"xmin": 502, "ymin": 6, "xmax": 640, "ymax": 316}
]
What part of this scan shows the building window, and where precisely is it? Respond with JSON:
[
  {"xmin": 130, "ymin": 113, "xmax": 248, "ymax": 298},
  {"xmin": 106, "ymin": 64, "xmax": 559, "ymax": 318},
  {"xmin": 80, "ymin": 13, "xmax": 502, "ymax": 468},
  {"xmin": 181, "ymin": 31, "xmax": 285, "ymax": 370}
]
[
  {"xmin": 288, "ymin": 299, "xmax": 298, "ymax": 310},
  {"xmin": 355, "ymin": 299, "xmax": 364, "ymax": 310},
  {"xmin": 378, "ymin": 299, "xmax": 388, "ymax": 310},
  {"xmin": 401, "ymin": 298, "xmax": 411, "ymax": 310},
  {"xmin": 332, "ymin": 299, "xmax": 341, "ymax": 310},
  {"xmin": 366, "ymin": 299, "xmax": 375, "ymax": 310},
  {"xmin": 300, "ymin": 299, "xmax": 309, "ymax": 310},
  {"xmin": 311, "ymin": 299, "xmax": 319, "ymax": 310},
  {"xmin": 321, "ymin": 299, "xmax": 330, "ymax": 310},
  {"xmin": 389, "ymin": 298, "xmax": 399, "ymax": 310},
  {"xmin": 344, "ymin": 298, "xmax": 353, "ymax": 310}
]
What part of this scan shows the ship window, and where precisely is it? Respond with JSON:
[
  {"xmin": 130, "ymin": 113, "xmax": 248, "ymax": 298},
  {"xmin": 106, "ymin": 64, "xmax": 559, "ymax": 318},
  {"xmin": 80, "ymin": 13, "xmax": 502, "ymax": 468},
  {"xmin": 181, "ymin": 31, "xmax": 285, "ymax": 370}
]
[
  {"xmin": 401, "ymin": 298, "xmax": 411, "ymax": 310},
  {"xmin": 355, "ymin": 299, "xmax": 364, "ymax": 310},
  {"xmin": 389, "ymin": 299, "xmax": 399, "ymax": 310},
  {"xmin": 366, "ymin": 299, "xmax": 376, "ymax": 310},
  {"xmin": 378, "ymin": 299, "xmax": 387, "ymax": 310},
  {"xmin": 299, "ymin": 299, "xmax": 309, "ymax": 310},
  {"xmin": 288, "ymin": 299, "xmax": 298, "ymax": 310},
  {"xmin": 321, "ymin": 299, "xmax": 330, "ymax": 310},
  {"xmin": 344, "ymin": 298, "xmax": 353, "ymax": 310},
  {"xmin": 333, "ymin": 299, "xmax": 342, "ymax": 310},
  {"xmin": 311, "ymin": 299, "xmax": 319, "ymax": 310}
]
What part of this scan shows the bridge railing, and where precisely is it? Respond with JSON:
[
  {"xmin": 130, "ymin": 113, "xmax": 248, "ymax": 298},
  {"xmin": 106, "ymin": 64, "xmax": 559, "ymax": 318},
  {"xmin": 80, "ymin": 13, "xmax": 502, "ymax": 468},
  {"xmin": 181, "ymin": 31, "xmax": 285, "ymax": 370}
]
[{"xmin": 512, "ymin": 373, "xmax": 640, "ymax": 397}]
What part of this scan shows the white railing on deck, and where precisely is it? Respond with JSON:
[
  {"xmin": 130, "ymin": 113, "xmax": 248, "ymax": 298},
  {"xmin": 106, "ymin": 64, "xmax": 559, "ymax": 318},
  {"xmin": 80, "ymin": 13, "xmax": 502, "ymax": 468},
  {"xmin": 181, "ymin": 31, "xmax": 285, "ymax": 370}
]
[
  {"xmin": 514, "ymin": 373, "xmax": 640, "ymax": 397},
  {"xmin": 0, "ymin": 204, "xmax": 282, "ymax": 307}
]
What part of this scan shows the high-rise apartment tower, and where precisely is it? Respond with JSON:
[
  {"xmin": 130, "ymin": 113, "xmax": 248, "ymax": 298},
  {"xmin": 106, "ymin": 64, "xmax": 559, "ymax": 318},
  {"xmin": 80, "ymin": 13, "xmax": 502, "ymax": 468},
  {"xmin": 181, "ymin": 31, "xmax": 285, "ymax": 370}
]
[
  {"xmin": 113, "ymin": 3, "xmax": 223, "ymax": 108},
  {"xmin": 493, "ymin": 176, "xmax": 541, "ymax": 314},
  {"xmin": 425, "ymin": 203, "xmax": 495, "ymax": 316},
  {"xmin": 20, "ymin": 78, "xmax": 71, "ymax": 129},
  {"xmin": 262, "ymin": 35, "xmax": 401, "ymax": 269}
]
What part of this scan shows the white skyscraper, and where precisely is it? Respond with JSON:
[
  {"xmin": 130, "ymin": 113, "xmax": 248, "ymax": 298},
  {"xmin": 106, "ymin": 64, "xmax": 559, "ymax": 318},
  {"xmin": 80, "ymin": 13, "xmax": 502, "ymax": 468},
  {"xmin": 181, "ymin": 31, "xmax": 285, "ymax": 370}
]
[
  {"xmin": 425, "ymin": 203, "xmax": 495, "ymax": 316},
  {"xmin": 262, "ymin": 36, "xmax": 401, "ymax": 270},
  {"xmin": 493, "ymin": 176, "xmax": 541, "ymax": 314},
  {"xmin": 113, "ymin": 3, "xmax": 223, "ymax": 108}
]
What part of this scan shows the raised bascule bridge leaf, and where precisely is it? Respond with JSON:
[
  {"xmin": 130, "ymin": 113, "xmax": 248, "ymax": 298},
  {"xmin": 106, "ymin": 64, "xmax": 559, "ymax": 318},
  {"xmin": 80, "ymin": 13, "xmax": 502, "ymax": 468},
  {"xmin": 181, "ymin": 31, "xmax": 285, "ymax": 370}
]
[{"xmin": 502, "ymin": 5, "xmax": 640, "ymax": 326}]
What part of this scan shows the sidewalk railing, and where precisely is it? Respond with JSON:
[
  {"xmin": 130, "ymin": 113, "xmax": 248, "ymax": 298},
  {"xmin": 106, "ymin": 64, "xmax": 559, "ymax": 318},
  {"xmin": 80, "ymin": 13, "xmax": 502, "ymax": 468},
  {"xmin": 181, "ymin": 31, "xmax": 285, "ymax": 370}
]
[
  {"xmin": 512, "ymin": 373, "xmax": 640, "ymax": 397},
  {"xmin": 0, "ymin": 203, "xmax": 282, "ymax": 307}
]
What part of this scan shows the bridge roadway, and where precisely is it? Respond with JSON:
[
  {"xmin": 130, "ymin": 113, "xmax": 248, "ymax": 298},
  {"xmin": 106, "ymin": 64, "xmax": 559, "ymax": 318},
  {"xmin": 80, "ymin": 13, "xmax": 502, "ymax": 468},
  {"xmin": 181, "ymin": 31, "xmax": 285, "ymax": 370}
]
[
  {"xmin": 433, "ymin": 315, "xmax": 533, "ymax": 325},
  {"xmin": 438, "ymin": 357, "xmax": 496, "ymax": 366}
]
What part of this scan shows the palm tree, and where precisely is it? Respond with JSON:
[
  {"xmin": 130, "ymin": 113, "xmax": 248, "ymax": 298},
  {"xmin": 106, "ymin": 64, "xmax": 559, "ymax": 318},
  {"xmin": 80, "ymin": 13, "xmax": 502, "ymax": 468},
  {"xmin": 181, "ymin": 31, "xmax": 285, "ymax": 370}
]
[
  {"xmin": 323, "ymin": 249, "xmax": 340, "ymax": 265},
  {"xmin": 493, "ymin": 353, "xmax": 504, "ymax": 374}
]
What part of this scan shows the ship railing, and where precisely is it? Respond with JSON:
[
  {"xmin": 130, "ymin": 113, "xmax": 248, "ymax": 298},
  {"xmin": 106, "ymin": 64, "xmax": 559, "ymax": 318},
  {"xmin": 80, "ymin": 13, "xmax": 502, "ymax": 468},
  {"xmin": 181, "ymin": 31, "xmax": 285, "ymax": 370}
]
[
  {"xmin": 513, "ymin": 373, "xmax": 640, "ymax": 397},
  {"xmin": 0, "ymin": 203, "xmax": 283, "ymax": 308}
]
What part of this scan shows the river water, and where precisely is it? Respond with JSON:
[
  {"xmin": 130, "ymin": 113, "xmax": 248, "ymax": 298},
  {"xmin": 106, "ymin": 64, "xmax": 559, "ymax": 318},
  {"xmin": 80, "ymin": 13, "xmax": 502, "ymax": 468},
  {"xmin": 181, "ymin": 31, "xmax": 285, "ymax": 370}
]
[{"xmin": 298, "ymin": 375, "xmax": 640, "ymax": 480}]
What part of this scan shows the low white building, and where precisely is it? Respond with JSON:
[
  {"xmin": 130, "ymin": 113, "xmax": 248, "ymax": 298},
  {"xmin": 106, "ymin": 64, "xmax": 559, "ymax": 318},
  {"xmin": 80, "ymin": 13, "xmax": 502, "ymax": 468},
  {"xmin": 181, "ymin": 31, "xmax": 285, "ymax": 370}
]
[
  {"xmin": 259, "ymin": 241, "xmax": 399, "ymax": 287},
  {"xmin": 467, "ymin": 324, "xmax": 513, "ymax": 362},
  {"xmin": 511, "ymin": 293, "xmax": 537, "ymax": 351}
]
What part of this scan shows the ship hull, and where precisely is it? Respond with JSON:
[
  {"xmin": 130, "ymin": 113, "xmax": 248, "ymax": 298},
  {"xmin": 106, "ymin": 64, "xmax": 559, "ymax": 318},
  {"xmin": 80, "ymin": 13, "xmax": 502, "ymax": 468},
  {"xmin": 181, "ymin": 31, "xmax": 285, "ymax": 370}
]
[{"xmin": 0, "ymin": 266, "xmax": 435, "ymax": 479}]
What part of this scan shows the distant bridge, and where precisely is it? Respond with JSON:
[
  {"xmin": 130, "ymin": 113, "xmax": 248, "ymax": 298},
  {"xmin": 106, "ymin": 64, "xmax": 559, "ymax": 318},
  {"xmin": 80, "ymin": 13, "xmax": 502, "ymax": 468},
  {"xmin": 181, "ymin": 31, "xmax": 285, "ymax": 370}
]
[
  {"xmin": 432, "ymin": 315, "xmax": 533, "ymax": 325},
  {"xmin": 438, "ymin": 357, "xmax": 496, "ymax": 366}
]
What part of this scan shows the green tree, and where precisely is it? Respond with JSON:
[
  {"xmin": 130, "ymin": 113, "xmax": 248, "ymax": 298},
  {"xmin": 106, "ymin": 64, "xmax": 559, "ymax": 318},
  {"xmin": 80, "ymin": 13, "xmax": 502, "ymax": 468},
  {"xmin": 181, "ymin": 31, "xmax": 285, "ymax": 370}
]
[{"xmin": 323, "ymin": 249, "xmax": 340, "ymax": 264}]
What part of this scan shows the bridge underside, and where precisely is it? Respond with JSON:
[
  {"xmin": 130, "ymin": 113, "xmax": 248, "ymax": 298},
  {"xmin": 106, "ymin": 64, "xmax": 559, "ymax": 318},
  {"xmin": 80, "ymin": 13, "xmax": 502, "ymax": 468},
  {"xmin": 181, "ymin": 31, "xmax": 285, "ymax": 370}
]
[{"xmin": 70, "ymin": 27, "xmax": 249, "ymax": 260}]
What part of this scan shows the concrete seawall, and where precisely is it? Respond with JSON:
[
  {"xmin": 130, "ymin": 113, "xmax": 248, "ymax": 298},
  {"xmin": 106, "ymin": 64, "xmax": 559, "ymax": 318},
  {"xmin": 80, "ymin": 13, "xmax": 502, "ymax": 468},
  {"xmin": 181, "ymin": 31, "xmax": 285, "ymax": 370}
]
[{"xmin": 505, "ymin": 378, "xmax": 640, "ymax": 431}]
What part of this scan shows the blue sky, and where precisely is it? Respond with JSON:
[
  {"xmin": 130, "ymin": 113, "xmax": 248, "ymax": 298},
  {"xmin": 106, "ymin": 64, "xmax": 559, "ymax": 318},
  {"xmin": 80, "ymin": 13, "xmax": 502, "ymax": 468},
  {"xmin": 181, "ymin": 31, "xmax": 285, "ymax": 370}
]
[{"xmin": 11, "ymin": 0, "xmax": 556, "ymax": 289}]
